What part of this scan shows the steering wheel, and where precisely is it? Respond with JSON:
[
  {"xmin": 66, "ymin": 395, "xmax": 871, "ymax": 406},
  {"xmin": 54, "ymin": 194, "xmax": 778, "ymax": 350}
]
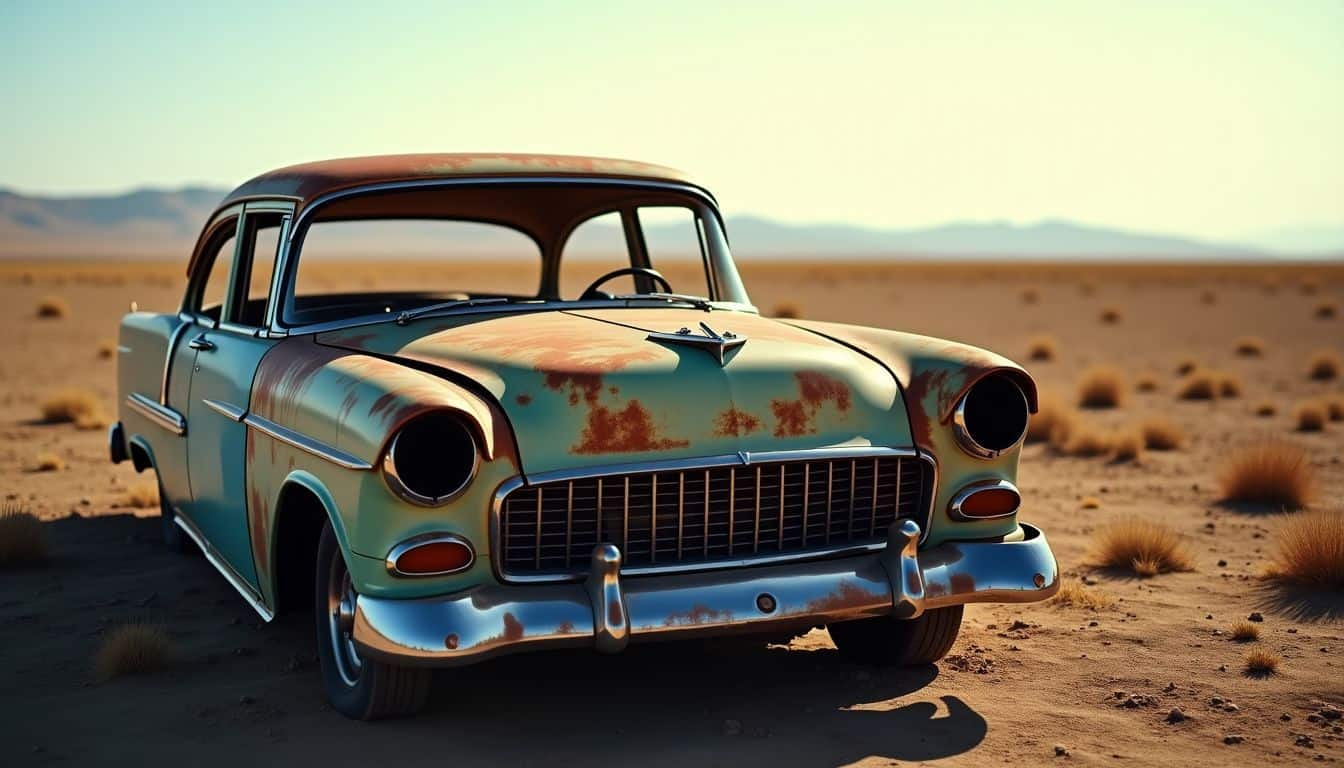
[{"xmin": 579, "ymin": 267, "xmax": 673, "ymax": 301}]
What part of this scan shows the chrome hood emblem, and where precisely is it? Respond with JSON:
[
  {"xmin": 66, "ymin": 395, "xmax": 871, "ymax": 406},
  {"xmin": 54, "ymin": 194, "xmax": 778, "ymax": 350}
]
[{"xmin": 646, "ymin": 322, "xmax": 746, "ymax": 366}]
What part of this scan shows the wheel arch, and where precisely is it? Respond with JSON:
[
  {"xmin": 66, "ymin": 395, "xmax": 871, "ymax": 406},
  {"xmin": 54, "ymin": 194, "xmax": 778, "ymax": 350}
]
[{"xmin": 269, "ymin": 470, "xmax": 351, "ymax": 615}]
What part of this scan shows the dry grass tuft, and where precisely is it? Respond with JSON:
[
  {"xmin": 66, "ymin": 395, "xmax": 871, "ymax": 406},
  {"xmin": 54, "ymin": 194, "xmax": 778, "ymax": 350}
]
[
  {"xmin": 1175, "ymin": 358, "xmax": 1198, "ymax": 376},
  {"xmin": 123, "ymin": 482, "xmax": 159, "ymax": 509},
  {"xmin": 1307, "ymin": 350, "xmax": 1342, "ymax": 381},
  {"xmin": 1264, "ymin": 509, "xmax": 1344, "ymax": 589},
  {"xmin": 1135, "ymin": 374, "xmax": 1159, "ymax": 393},
  {"xmin": 1077, "ymin": 366, "xmax": 1125, "ymax": 409},
  {"xmin": 95, "ymin": 623, "xmax": 176, "ymax": 681},
  {"xmin": 1080, "ymin": 496, "xmax": 1102, "ymax": 510},
  {"xmin": 1110, "ymin": 429, "xmax": 1144, "ymax": 463},
  {"xmin": 36, "ymin": 295, "xmax": 68, "ymax": 318},
  {"xmin": 1243, "ymin": 648, "xmax": 1280, "ymax": 677},
  {"xmin": 1099, "ymin": 306, "xmax": 1123, "ymax": 324},
  {"xmin": 1294, "ymin": 401, "xmax": 1326, "ymax": 432},
  {"xmin": 1054, "ymin": 421, "xmax": 1113, "ymax": 457},
  {"xmin": 1229, "ymin": 621, "xmax": 1260, "ymax": 642},
  {"xmin": 39, "ymin": 389, "xmax": 107, "ymax": 429},
  {"xmin": 770, "ymin": 302, "xmax": 802, "ymax": 319},
  {"xmin": 1234, "ymin": 336, "xmax": 1265, "ymax": 357},
  {"xmin": 1025, "ymin": 397, "xmax": 1073, "ymax": 444},
  {"xmin": 1254, "ymin": 401, "xmax": 1277, "ymax": 418},
  {"xmin": 1052, "ymin": 581, "xmax": 1113, "ymax": 610},
  {"xmin": 1176, "ymin": 370, "xmax": 1218, "ymax": 400},
  {"xmin": 1141, "ymin": 417, "xmax": 1184, "ymax": 450},
  {"xmin": 1089, "ymin": 518, "xmax": 1194, "ymax": 577},
  {"xmin": 1217, "ymin": 440, "xmax": 1316, "ymax": 510},
  {"xmin": 35, "ymin": 452, "xmax": 65, "ymax": 472},
  {"xmin": 1218, "ymin": 372, "xmax": 1242, "ymax": 398},
  {"xmin": 0, "ymin": 504, "xmax": 47, "ymax": 567},
  {"xmin": 1315, "ymin": 301, "xmax": 1338, "ymax": 319},
  {"xmin": 1323, "ymin": 395, "xmax": 1344, "ymax": 422},
  {"xmin": 1026, "ymin": 334, "xmax": 1056, "ymax": 361}
]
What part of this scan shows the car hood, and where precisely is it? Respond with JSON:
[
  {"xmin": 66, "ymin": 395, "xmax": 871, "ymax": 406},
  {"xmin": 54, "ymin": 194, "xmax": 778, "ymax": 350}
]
[{"xmin": 317, "ymin": 308, "xmax": 912, "ymax": 475}]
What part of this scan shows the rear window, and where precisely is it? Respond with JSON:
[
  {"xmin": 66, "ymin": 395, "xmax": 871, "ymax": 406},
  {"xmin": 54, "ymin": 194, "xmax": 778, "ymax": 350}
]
[{"xmin": 284, "ymin": 219, "xmax": 541, "ymax": 326}]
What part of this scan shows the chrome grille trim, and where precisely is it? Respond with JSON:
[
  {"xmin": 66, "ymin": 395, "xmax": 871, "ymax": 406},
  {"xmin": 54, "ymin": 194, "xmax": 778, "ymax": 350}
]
[{"xmin": 491, "ymin": 447, "xmax": 936, "ymax": 584}]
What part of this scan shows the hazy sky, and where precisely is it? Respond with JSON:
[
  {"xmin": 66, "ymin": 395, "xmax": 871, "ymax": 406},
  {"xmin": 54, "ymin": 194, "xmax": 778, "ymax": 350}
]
[{"xmin": 3, "ymin": 1, "xmax": 1341, "ymax": 240}]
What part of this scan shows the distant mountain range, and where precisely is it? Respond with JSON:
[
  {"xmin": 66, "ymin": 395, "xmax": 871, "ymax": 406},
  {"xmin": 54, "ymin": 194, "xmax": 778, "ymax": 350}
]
[{"xmin": 2, "ymin": 186, "xmax": 1339, "ymax": 259}]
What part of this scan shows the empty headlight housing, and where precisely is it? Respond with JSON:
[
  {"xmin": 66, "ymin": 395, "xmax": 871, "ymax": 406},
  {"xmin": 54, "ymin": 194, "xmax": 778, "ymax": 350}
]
[
  {"xmin": 382, "ymin": 411, "xmax": 480, "ymax": 506},
  {"xmin": 952, "ymin": 374, "xmax": 1029, "ymax": 459}
]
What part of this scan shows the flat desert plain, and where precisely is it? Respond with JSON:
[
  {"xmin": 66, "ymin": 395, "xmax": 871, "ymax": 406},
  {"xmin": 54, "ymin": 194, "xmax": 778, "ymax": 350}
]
[{"xmin": 1, "ymin": 259, "xmax": 1342, "ymax": 767}]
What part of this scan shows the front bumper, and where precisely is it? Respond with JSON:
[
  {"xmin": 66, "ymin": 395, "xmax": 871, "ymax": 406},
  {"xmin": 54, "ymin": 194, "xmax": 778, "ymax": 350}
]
[{"xmin": 352, "ymin": 520, "xmax": 1059, "ymax": 666}]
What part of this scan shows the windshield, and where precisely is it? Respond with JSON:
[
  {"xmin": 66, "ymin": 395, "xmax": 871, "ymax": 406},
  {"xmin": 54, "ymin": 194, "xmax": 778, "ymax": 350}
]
[{"xmin": 279, "ymin": 183, "xmax": 751, "ymax": 328}]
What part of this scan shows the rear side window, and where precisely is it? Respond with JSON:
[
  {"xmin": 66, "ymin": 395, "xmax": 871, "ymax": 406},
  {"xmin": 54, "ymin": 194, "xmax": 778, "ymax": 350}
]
[{"xmin": 194, "ymin": 221, "xmax": 237, "ymax": 321}]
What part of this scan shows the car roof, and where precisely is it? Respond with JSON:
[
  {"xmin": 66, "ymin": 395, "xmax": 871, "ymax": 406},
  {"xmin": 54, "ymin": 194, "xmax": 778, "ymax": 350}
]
[{"xmin": 220, "ymin": 153, "xmax": 696, "ymax": 212}]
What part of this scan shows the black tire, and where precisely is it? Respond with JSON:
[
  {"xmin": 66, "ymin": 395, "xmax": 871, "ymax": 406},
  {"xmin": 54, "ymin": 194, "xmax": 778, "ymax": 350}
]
[
  {"xmin": 158, "ymin": 480, "xmax": 191, "ymax": 554},
  {"xmin": 827, "ymin": 606, "xmax": 964, "ymax": 666},
  {"xmin": 314, "ymin": 520, "xmax": 430, "ymax": 720}
]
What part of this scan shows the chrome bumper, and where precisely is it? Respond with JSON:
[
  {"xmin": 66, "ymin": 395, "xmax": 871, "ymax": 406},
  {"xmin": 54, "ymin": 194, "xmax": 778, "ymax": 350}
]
[{"xmin": 352, "ymin": 521, "xmax": 1059, "ymax": 666}]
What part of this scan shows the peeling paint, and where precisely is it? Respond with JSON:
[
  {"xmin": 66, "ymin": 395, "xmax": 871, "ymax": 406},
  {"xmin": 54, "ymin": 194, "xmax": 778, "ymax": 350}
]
[
  {"xmin": 574, "ymin": 400, "xmax": 688, "ymax": 455},
  {"xmin": 664, "ymin": 604, "xmax": 732, "ymax": 627},
  {"xmin": 713, "ymin": 407, "xmax": 762, "ymax": 437}
]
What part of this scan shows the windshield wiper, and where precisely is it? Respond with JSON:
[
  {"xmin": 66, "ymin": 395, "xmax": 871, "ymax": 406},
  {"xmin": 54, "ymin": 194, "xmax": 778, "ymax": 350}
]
[
  {"xmin": 620, "ymin": 292, "xmax": 715, "ymax": 311},
  {"xmin": 395, "ymin": 297, "xmax": 510, "ymax": 325}
]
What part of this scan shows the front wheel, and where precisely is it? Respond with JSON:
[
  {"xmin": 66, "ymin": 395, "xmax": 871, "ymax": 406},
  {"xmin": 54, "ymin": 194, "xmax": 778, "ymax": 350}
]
[
  {"xmin": 314, "ymin": 521, "xmax": 431, "ymax": 719},
  {"xmin": 827, "ymin": 606, "xmax": 964, "ymax": 665}
]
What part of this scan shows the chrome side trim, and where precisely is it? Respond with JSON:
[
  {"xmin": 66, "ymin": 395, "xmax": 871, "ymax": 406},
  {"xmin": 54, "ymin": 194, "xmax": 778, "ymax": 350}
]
[
  {"xmin": 489, "ymin": 446, "xmax": 937, "ymax": 584},
  {"xmin": 949, "ymin": 479, "xmax": 1022, "ymax": 521},
  {"xmin": 126, "ymin": 392, "xmax": 186, "ymax": 436},
  {"xmin": 173, "ymin": 510, "xmax": 274, "ymax": 622},
  {"xmin": 951, "ymin": 381, "xmax": 1029, "ymax": 460},
  {"xmin": 243, "ymin": 413, "xmax": 372, "ymax": 470},
  {"xmin": 201, "ymin": 398, "xmax": 247, "ymax": 423},
  {"xmin": 159, "ymin": 320, "xmax": 194, "ymax": 404},
  {"xmin": 385, "ymin": 532, "xmax": 476, "ymax": 577}
]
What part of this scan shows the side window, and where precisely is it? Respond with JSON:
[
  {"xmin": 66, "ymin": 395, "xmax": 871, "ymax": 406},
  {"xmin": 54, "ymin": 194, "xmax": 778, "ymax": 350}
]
[
  {"xmin": 197, "ymin": 222, "xmax": 238, "ymax": 321},
  {"xmin": 560, "ymin": 211, "xmax": 634, "ymax": 298},
  {"xmin": 235, "ymin": 212, "xmax": 285, "ymax": 327},
  {"xmin": 638, "ymin": 206, "xmax": 711, "ymax": 297}
]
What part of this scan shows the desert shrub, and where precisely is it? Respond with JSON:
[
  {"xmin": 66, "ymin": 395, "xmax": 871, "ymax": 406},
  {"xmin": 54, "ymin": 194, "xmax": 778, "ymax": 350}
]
[
  {"xmin": 771, "ymin": 302, "xmax": 801, "ymax": 319},
  {"xmin": 122, "ymin": 482, "xmax": 159, "ymax": 509},
  {"xmin": 95, "ymin": 623, "xmax": 175, "ymax": 681},
  {"xmin": 1264, "ymin": 509, "xmax": 1344, "ymax": 589},
  {"xmin": 1243, "ymin": 648, "xmax": 1280, "ymax": 676},
  {"xmin": 35, "ymin": 452, "xmax": 64, "ymax": 472},
  {"xmin": 36, "ymin": 296, "xmax": 68, "ymax": 318},
  {"xmin": 1217, "ymin": 440, "xmax": 1315, "ymax": 510},
  {"xmin": 1110, "ymin": 429, "xmax": 1144, "ymax": 462},
  {"xmin": 1229, "ymin": 621, "xmax": 1260, "ymax": 642},
  {"xmin": 1177, "ymin": 370, "xmax": 1218, "ymax": 400},
  {"xmin": 1077, "ymin": 365, "xmax": 1125, "ymax": 409},
  {"xmin": 1135, "ymin": 374, "xmax": 1159, "ymax": 393},
  {"xmin": 40, "ymin": 389, "xmax": 107, "ymax": 429},
  {"xmin": 1080, "ymin": 496, "xmax": 1102, "ymax": 509},
  {"xmin": 1141, "ymin": 417, "xmax": 1183, "ymax": 450},
  {"xmin": 1053, "ymin": 581, "xmax": 1112, "ymax": 610},
  {"xmin": 1254, "ymin": 401, "xmax": 1277, "ymax": 418},
  {"xmin": 1294, "ymin": 402, "xmax": 1326, "ymax": 432},
  {"xmin": 1316, "ymin": 301, "xmax": 1338, "ymax": 319},
  {"xmin": 1308, "ymin": 350, "xmax": 1342, "ymax": 381},
  {"xmin": 1234, "ymin": 336, "xmax": 1265, "ymax": 357},
  {"xmin": 1055, "ymin": 422, "xmax": 1113, "ymax": 457},
  {"xmin": 1026, "ymin": 334, "xmax": 1056, "ymax": 361},
  {"xmin": 1323, "ymin": 395, "xmax": 1344, "ymax": 422},
  {"xmin": 0, "ymin": 504, "xmax": 46, "ymax": 567},
  {"xmin": 1089, "ymin": 518, "xmax": 1194, "ymax": 576},
  {"xmin": 1025, "ymin": 397, "xmax": 1072, "ymax": 444},
  {"xmin": 1099, "ymin": 306, "xmax": 1123, "ymax": 324}
]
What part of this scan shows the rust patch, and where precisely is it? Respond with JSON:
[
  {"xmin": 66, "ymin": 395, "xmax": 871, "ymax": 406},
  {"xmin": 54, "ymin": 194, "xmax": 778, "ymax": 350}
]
[
  {"xmin": 250, "ymin": 341, "xmax": 343, "ymax": 422},
  {"xmin": 949, "ymin": 571, "xmax": 976, "ymax": 596},
  {"xmin": 248, "ymin": 487, "xmax": 269, "ymax": 580},
  {"xmin": 573, "ymin": 399, "xmax": 689, "ymax": 455},
  {"xmin": 902, "ymin": 368, "xmax": 950, "ymax": 450},
  {"xmin": 607, "ymin": 600, "xmax": 624, "ymax": 627},
  {"xmin": 713, "ymin": 407, "xmax": 761, "ymax": 437},
  {"xmin": 544, "ymin": 372, "xmax": 604, "ymax": 406},
  {"xmin": 797, "ymin": 371, "xmax": 851, "ymax": 412},
  {"xmin": 805, "ymin": 581, "xmax": 885, "ymax": 614},
  {"xmin": 515, "ymin": 393, "xmax": 532, "ymax": 406},
  {"xmin": 770, "ymin": 400, "xmax": 811, "ymax": 437},
  {"xmin": 502, "ymin": 612, "xmax": 524, "ymax": 642},
  {"xmin": 664, "ymin": 604, "xmax": 732, "ymax": 627},
  {"xmin": 769, "ymin": 371, "xmax": 853, "ymax": 437}
]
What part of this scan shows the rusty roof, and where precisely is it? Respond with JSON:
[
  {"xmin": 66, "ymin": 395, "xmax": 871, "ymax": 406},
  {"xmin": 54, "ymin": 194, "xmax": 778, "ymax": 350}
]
[{"xmin": 221, "ymin": 153, "xmax": 694, "ymax": 211}]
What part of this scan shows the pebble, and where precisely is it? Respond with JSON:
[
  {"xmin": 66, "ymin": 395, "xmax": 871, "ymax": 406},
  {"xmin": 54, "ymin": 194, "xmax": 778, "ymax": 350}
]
[
  {"xmin": 1224, "ymin": 734, "xmax": 1245, "ymax": 745},
  {"xmin": 1210, "ymin": 696, "xmax": 1225, "ymax": 706},
  {"xmin": 1224, "ymin": 703, "xmax": 1240, "ymax": 713},
  {"xmin": 1296, "ymin": 735, "xmax": 1315, "ymax": 748},
  {"xmin": 1217, "ymin": 560, "xmax": 1227, "ymax": 567},
  {"xmin": 1054, "ymin": 745, "xmax": 1069, "ymax": 757},
  {"xmin": 1248, "ymin": 612, "xmax": 1264, "ymax": 622},
  {"xmin": 1166, "ymin": 708, "xmax": 1187, "ymax": 724}
]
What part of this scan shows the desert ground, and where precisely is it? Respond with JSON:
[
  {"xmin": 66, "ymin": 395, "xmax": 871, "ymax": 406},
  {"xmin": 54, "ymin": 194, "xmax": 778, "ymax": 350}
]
[{"xmin": 1, "ymin": 259, "xmax": 1341, "ymax": 767}]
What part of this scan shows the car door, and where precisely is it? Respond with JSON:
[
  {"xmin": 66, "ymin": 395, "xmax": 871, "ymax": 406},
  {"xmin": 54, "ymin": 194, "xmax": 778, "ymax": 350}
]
[{"xmin": 181, "ymin": 202, "xmax": 291, "ymax": 588}]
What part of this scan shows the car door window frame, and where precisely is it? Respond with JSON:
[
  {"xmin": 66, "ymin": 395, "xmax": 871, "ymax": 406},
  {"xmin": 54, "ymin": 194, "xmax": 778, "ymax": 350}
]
[{"xmin": 182, "ymin": 201, "xmax": 294, "ymax": 337}]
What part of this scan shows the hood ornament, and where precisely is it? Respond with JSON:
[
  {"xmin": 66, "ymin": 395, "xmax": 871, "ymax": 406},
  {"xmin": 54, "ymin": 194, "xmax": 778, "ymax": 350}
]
[{"xmin": 647, "ymin": 322, "xmax": 746, "ymax": 366}]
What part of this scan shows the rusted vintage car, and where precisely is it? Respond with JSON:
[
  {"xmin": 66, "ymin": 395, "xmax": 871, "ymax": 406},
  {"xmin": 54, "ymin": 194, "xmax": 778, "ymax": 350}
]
[{"xmin": 111, "ymin": 154, "xmax": 1058, "ymax": 719}]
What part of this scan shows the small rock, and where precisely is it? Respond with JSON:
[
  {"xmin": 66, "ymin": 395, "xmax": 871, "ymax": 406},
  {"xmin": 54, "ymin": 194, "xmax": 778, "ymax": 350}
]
[
  {"xmin": 1166, "ymin": 708, "xmax": 1187, "ymax": 724},
  {"xmin": 80, "ymin": 497, "xmax": 91, "ymax": 506},
  {"xmin": 1296, "ymin": 735, "xmax": 1315, "ymax": 748},
  {"xmin": 1320, "ymin": 705, "xmax": 1342, "ymax": 721},
  {"xmin": 1224, "ymin": 734, "xmax": 1244, "ymax": 745},
  {"xmin": 1054, "ymin": 745, "xmax": 1070, "ymax": 757},
  {"xmin": 1224, "ymin": 703, "xmax": 1240, "ymax": 713},
  {"xmin": 1218, "ymin": 664, "xmax": 1228, "ymax": 672},
  {"xmin": 1089, "ymin": 621, "xmax": 1099, "ymax": 627},
  {"xmin": 1114, "ymin": 690, "xmax": 1128, "ymax": 699},
  {"xmin": 1210, "ymin": 696, "xmax": 1225, "ymax": 706},
  {"xmin": 723, "ymin": 719, "xmax": 742, "ymax": 737},
  {"xmin": 1248, "ymin": 612, "xmax": 1264, "ymax": 622},
  {"xmin": 1010, "ymin": 620, "xmax": 1030, "ymax": 631},
  {"xmin": 1164, "ymin": 682, "xmax": 1177, "ymax": 693},
  {"xmin": 1281, "ymin": 713, "xmax": 1292, "ymax": 722}
]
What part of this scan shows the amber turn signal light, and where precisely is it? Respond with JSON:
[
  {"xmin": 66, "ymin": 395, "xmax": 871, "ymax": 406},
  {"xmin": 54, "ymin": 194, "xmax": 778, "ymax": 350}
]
[
  {"xmin": 386, "ymin": 534, "xmax": 475, "ymax": 576},
  {"xmin": 949, "ymin": 481, "xmax": 1021, "ymax": 520}
]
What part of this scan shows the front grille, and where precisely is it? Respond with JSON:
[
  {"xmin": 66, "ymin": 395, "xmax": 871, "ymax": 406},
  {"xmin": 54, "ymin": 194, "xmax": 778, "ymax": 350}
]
[{"xmin": 497, "ymin": 453, "xmax": 932, "ymax": 579}]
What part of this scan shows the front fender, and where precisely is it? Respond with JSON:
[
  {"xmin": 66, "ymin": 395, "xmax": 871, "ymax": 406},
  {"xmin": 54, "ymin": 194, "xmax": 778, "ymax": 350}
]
[{"xmin": 785, "ymin": 320, "xmax": 1038, "ymax": 546}]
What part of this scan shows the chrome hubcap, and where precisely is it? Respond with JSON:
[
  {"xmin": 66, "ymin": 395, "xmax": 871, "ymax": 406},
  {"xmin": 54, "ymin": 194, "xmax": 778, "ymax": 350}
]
[{"xmin": 327, "ymin": 554, "xmax": 363, "ymax": 687}]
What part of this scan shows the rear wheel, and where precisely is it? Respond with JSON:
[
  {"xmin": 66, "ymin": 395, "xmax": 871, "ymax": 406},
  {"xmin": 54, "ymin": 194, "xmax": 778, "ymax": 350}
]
[
  {"xmin": 827, "ymin": 606, "xmax": 964, "ymax": 665},
  {"xmin": 157, "ymin": 480, "xmax": 191, "ymax": 554},
  {"xmin": 314, "ymin": 520, "xmax": 431, "ymax": 719}
]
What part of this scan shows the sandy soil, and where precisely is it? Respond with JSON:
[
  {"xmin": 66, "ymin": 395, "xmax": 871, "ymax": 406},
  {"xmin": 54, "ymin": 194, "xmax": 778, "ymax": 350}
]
[{"xmin": 1, "ymin": 260, "xmax": 1342, "ymax": 767}]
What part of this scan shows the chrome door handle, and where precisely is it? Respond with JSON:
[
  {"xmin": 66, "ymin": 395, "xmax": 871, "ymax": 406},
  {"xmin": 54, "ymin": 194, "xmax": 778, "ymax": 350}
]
[{"xmin": 188, "ymin": 334, "xmax": 216, "ymax": 352}]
